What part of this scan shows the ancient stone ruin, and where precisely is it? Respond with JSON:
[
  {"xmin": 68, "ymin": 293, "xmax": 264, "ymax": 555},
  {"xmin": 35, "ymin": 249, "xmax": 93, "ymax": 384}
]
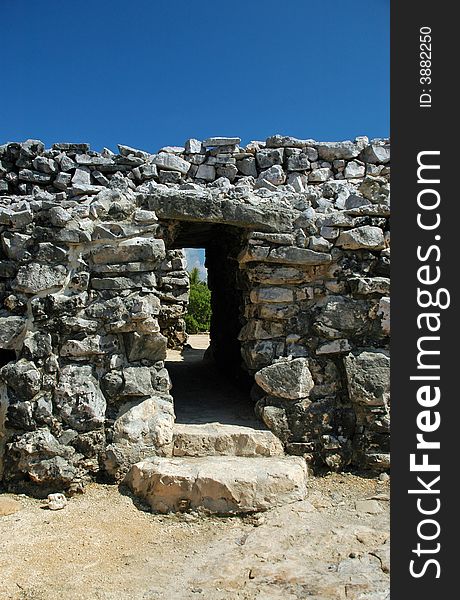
[{"xmin": 0, "ymin": 134, "xmax": 390, "ymax": 508}]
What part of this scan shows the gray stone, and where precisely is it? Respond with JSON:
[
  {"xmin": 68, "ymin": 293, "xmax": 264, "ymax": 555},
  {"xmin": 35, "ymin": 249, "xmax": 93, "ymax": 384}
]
[
  {"xmin": 236, "ymin": 156, "xmax": 258, "ymax": 177},
  {"xmin": 265, "ymin": 135, "xmax": 313, "ymax": 148},
  {"xmin": 0, "ymin": 316, "xmax": 26, "ymax": 349},
  {"xmin": 195, "ymin": 164, "xmax": 215, "ymax": 181},
  {"xmin": 172, "ymin": 423, "xmax": 284, "ymax": 457},
  {"xmin": 184, "ymin": 139, "xmax": 203, "ymax": 153},
  {"xmin": 152, "ymin": 153, "xmax": 191, "ymax": 175},
  {"xmin": 18, "ymin": 169, "xmax": 51, "ymax": 183},
  {"xmin": 91, "ymin": 238, "xmax": 165, "ymax": 265},
  {"xmin": 12, "ymin": 264, "xmax": 67, "ymax": 294},
  {"xmin": 117, "ymin": 144, "xmax": 150, "ymax": 159},
  {"xmin": 104, "ymin": 396, "xmax": 175, "ymax": 478},
  {"xmin": 344, "ymin": 351, "xmax": 390, "ymax": 407},
  {"xmin": 315, "ymin": 140, "xmax": 364, "ymax": 161},
  {"xmin": 202, "ymin": 137, "xmax": 240, "ymax": 147},
  {"xmin": 1, "ymin": 359, "xmax": 41, "ymax": 400},
  {"xmin": 54, "ymin": 365, "xmax": 106, "ymax": 431},
  {"xmin": 125, "ymin": 455, "xmax": 308, "ymax": 514},
  {"xmin": 256, "ymin": 148, "xmax": 284, "ymax": 169},
  {"xmin": 255, "ymin": 358, "xmax": 315, "ymax": 400},
  {"xmin": 258, "ymin": 165, "xmax": 286, "ymax": 186},
  {"xmin": 32, "ymin": 156, "xmax": 57, "ymax": 174},
  {"xmin": 309, "ymin": 168, "xmax": 333, "ymax": 182},
  {"xmin": 336, "ymin": 226, "xmax": 385, "ymax": 250},
  {"xmin": 126, "ymin": 332, "xmax": 168, "ymax": 362},
  {"xmin": 360, "ymin": 144, "xmax": 390, "ymax": 164},
  {"xmin": 344, "ymin": 160, "xmax": 365, "ymax": 179},
  {"xmin": 53, "ymin": 172, "xmax": 71, "ymax": 190}
]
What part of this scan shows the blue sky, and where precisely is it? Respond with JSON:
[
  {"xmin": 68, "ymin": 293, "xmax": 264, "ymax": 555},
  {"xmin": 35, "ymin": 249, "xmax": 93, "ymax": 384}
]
[{"xmin": 1, "ymin": 0, "xmax": 389, "ymax": 152}]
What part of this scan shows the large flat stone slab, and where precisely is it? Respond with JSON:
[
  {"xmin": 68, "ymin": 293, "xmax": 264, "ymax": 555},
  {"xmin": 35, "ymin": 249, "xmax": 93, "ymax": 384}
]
[
  {"xmin": 125, "ymin": 456, "xmax": 308, "ymax": 514},
  {"xmin": 172, "ymin": 423, "xmax": 284, "ymax": 457}
]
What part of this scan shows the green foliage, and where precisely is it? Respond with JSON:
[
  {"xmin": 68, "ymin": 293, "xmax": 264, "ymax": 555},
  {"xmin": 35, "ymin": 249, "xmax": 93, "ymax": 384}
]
[{"xmin": 185, "ymin": 268, "xmax": 211, "ymax": 333}]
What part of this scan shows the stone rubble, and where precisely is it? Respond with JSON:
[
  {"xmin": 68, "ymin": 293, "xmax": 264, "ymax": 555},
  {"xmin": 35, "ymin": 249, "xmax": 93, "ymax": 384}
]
[{"xmin": 0, "ymin": 133, "xmax": 390, "ymax": 495}]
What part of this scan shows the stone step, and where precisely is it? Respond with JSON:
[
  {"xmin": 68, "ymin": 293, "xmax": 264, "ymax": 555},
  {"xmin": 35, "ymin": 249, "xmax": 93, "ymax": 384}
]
[
  {"xmin": 172, "ymin": 422, "xmax": 284, "ymax": 457},
  {"xmin": 125, "ymin": 455, "xmax": 308, "ymax": 514}
]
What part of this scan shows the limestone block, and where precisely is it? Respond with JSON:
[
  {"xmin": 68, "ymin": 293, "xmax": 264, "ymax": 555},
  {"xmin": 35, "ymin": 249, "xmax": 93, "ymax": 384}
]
[
  {"xmin": 360, "ymin": 144, "xmax": 390, "ymax": 164},
  {"xmin": 336, "ymin": 226, "xmax": 385, "ymax": 250},
  {"xmin": 184, "ymin": 138, "xmax": 203, "ymax": 153},
  {"xmin": 378, "ymin": 297, "xmax": 390, "ymax": 335},
  {"xmin": 236, "ymin": 156, "xmax": 257, "ymax": 177},
  {"xmin": 202, "ymin": 137, "xmax": 240, "ymax": 147},
  {"xmin": 125, "ymin": 455, "xmax": 308, "ymax": 514},
  {"xmin": 91, "ymin": 237, "xmax": 165, "ymax": 265},
  {"xmin": 255, "ymin": 358, "xmax": 314, "ymax": 400},
  {"xmin": 250, "ymin": 286, "xmax": 294, "ymax": 304},
  {"xmin": 4, "ymin": 428, "xmax": 77, "ymax": 491},
  {"xmin": 151, "ymin": 153, "xmax": 191, "ymax": 174},
  {"xmin": 172, "ymin": 423, "xmax": 284, "ymax": 457},
  {"xmin": 1, "ymin": 359, "xmax": 41, "ymax": 400},
  {"xmin": 104, "ymin": 396, "xmax": 174, "ymax": 478},
  {"xmin": 309, "ymin": 168, "xmax": 333, "ymax": 182},
  {"xmin": 126, "ymin": 332, "xmax": 168, "ymax": 362},
  {"xmin": 0, "ymin": 316, "xmax": 26, "ymax": 349},
  {"xmin": 315, "ymin": 140, "xmax": 365, "ymax": 161},
  {"xmin": 54, "ymin": 365, "xmax": 106, "ymax": 431},
  {"xmin": 344, "ymin": 350, "xmax": 390, "ymax": 407},
  {"xmin": 256, "ymin": 148, "xmax": 284, "ymax": 169},
  {"xmin": 344, "ymin": 160, "xmax": 365, "ymax": 178},
  {"xmin": 268, "ymin": 246, "xmax": 331, "ymax": 266},
  {"xmin": 257, "ymin": 165, "xmax": 286, "ymax": 186},
  {"xmin": 265, "ymin": 135, "xmax": 313, "ymax": 148},
  {"xmin": 12, "ymin": 263, "xmax": 67, "ymax": 294},
  {"xmin": 122, "ymin": 366, "xmax": 155, "ymax": 396},
  {"xmin": 195, "ymin": 164, "xmax": 216, "ymax": 181}
]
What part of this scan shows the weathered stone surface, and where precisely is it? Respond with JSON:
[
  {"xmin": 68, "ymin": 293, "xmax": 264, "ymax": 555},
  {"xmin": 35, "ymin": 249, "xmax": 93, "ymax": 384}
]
[
  {"xmin": 255, "ymin": 358, "xmax": 315, "ymax": 400},
  {"xmin": 12, "ymin": 264, "xmax": 67, "ymax": 294},
  {"xmin": 0, "ymin": 133, "xmax": 390, "ymax": 490},
  {"xmin": 125, "ymin": 455, "xmax": 308, "ymax": 514},
  {"xmin": 344, "ymin": 160, "xmax": 365, "ymax": 179},
  {"xmin": 105, "ymin": 396, "xmax": 174, "ymax": 478},
  {"xmin": 195, "ymin": 164, "xmax": 216, "ymax": 181},
  {"xmin": 309, "ymin": 167, "xmax": 333, "ymax": 182},
  {"xmin": 1, "ymin": 359, "xmax": 41, "ymax": 400},
  {"xmin": 0, "ymin": 316, "xmax": 26, "ymax": 349},
  {"xmin": 336, "ymin": 225, "xmax": 385, "ymax": 250},
  {"xmin": 344, "ymin": 351, "xmax": 390, "ymax": 407},
  {"xmin": 91, "ymin": 238, "xmax": 165, "ymax": 265},
  {"xmin": 126, "ymin": 332, "xmax": 168, "ymax": 362},
  {"xmin": 202, "ymin": 137, "xmax": 240, "ymax": 147},
  {"xmin": 4, "ymin": 429, "xmax": 77, "ymax": 493},
  {"xmin": 151, "ymin": 153, "xmax": 191, "ymax": 174},
  {"xmin": 265, "ymin": 135, "xmax": 314, "ymax": 148},
  {"xmin": 54, "ymin": 365, "xmax": 106, "ymax": 431},
  {"xmin": 316, "ymin": 140, "xmax": 364, "ymax": 161},
  {"xmin": 360, "ymin": 144, "xmax": 390, "ymax": 164},
  {"xmin": 172, "ymin": 423, "xmax": 284, "ymax": 457}
]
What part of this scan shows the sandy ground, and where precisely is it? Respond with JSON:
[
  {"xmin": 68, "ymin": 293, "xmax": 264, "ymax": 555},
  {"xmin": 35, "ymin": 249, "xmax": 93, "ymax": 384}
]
[
  {"xmin": 0, "ymin": 473, "xmax": 389, "ymax": 600},
  {"xmin": 0, "ymin": 335, "xmax": 390, "ymax": 599}
]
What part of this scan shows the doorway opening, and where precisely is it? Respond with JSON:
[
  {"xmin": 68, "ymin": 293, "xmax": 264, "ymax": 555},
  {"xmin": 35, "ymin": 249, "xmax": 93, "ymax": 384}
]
[{"xmin": 161, "ymin": 222, "xmax": 261, "ymax": 428}]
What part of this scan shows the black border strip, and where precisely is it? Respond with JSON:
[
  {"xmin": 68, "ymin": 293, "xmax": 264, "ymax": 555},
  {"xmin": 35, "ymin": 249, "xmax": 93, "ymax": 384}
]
[{"xmin": 391, "ymin": 1, "xmax": 457, "ymax": 595}]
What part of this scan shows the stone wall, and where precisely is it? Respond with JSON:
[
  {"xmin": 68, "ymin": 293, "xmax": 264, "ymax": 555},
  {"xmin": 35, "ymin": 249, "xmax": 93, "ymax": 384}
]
[{"xmin": 0, "ymin": 134, "xmax": 390, "ymax": 495}]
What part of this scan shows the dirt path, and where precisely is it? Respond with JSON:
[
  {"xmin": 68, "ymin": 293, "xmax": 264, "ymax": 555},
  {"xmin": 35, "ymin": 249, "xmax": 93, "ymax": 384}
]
[
  {"xmin": 0, "ymin": 335, "xmax": 390, "ymax": 599},
  {"xmin": 0, "ymin": 473, "xmax": 389, "ymax": 600}
]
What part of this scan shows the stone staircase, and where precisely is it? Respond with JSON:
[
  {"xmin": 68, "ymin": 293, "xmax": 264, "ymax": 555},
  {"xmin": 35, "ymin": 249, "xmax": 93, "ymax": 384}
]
[{"xmin": 125, "ymin": 421, "xmax": 308, "ymax": 514}]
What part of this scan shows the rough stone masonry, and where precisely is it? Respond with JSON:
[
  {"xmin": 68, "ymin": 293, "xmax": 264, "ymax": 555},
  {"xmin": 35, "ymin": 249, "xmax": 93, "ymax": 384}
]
[{"xmin": 0, "ymin": 134, "xmax": 390, "ymax": 496}]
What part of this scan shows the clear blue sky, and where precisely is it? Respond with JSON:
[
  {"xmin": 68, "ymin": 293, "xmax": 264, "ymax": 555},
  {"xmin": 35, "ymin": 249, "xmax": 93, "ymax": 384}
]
[{"xmin": 1, "ymin": 0, "xmax": 389, "ymax": 152}]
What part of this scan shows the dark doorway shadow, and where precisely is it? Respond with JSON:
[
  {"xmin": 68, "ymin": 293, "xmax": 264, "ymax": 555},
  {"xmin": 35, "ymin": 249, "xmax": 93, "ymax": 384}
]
[{"xmin": 167, "ymin": 336, "xmax": 264, "ymax": 428}]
